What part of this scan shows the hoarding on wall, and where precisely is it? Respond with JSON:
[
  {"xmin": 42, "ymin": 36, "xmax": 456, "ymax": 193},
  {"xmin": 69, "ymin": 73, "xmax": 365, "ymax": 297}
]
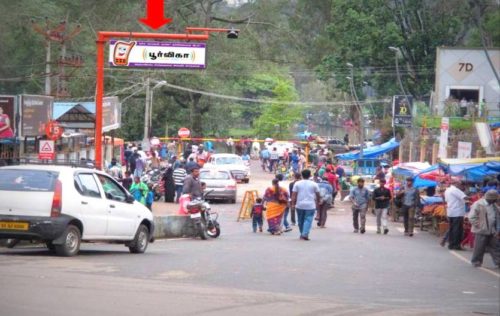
[
  {"xmin": 102, "ymin": 96, "xmax": 121, "ymax": 132},
  {"xmin": 392, "ymin": 95, "xmax": 413, "ymax": 127},
  {"xmin": 457, "ymin": 141, "xmax": 472, "ymax": 159},
  {"xmin": 108, "ymin": 40, "xmax": 207, "ymax": 69},
  {"xmin": 0, "ymin": 95, "xmax": 16, "ymax": 138},
  {"xmin": 20, "ymin": 95, "xmax": 54, "ymax": 137},
  {"xmin": 438, "ymin": 117, "xmax": 449, "ymax": 159}
]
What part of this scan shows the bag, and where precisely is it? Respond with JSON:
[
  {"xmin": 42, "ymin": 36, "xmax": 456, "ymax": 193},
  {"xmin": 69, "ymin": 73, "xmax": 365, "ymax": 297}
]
[
  {"xmin": 394, "ymin": 192, "xmax": 403, "ymax": 208},
  {"xmin": 319, "ymin": 186, "xmax": 333, "ymax": 205}
]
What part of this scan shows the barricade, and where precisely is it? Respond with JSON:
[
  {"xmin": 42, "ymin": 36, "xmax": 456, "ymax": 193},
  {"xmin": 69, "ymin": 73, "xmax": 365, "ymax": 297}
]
[{"xmin": 237, "ymin": 190, "xmax": 259, "ymax": 221}]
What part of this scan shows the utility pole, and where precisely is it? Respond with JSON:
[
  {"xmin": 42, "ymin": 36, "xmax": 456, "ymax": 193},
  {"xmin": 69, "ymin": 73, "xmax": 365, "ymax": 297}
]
[
  {"xmin": 31, "ymin": 17, "xmax": 81, "ymax": 97},
  {"xmin": 347, "ymin": 63, "xmax": 364, "ymax": 159},
  {"xmin": 143, "ymin": 77, "xmax": 151, "ymax": 151}
]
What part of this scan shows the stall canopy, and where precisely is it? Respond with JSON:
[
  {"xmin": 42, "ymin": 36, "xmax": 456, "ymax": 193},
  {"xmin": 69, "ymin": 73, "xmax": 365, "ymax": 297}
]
[
  {"xmin": 413, "ymin": 164, "xmax": 440, "ymax": 188},
  {"xmin": 458, "ymin": 161, "xmax": 500, "ymax": 182},
  {"xmin": 392, "ymin": 162, "xmax": 431, "ymax": 178},
  {"xmin": 438, "ymin": 157, "xmax": 500, "ymax": 175},
  {"xmin": 335, "ymin": 138, "xmax": 399, "ymax": 160}
]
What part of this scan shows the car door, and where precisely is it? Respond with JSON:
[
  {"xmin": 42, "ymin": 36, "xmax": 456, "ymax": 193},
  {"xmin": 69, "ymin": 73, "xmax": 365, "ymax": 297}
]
[
  {"xmin": 95, "ymin": 174, "xmax": 137, "ymax": 239},
  {"xmin": 74, "ymin": 172, "xmax": 108, "ymax": 239}
]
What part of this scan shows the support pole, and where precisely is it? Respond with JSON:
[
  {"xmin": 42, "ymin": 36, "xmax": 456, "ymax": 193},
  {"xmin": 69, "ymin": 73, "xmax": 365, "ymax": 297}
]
[{"xmin": 95, "ymin": 38, "xmax": 105, "ymax": 169}]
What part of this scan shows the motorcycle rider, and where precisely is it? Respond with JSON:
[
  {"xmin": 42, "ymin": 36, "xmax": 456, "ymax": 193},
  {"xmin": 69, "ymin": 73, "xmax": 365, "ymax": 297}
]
[{"xmin": 182, "ymin": 167, "xmax": 203, "ymax": 200}]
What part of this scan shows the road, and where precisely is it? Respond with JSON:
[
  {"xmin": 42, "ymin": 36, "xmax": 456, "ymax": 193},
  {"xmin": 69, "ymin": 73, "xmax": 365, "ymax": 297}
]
[{"xmin": 0, "ymin": 162, "xmax": 498, "ymax": 316}]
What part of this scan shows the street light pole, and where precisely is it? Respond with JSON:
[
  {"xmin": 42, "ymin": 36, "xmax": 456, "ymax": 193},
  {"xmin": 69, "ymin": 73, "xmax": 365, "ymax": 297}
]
[
  {"xmin": 143, "ymin": 79, "xmax": 167, "ymax": 151},
  {"xmin": 347, "ymin": 63, "xmax": 364, "ymax": 159}
]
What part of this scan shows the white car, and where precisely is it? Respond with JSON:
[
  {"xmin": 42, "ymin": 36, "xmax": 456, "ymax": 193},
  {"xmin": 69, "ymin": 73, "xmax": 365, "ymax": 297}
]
[
  {"xmin": 0, "ymin": 165, "xmax": 154, "ymax": 256},
  {"xmin": 204, "ymin": 153, "xmax": 251, "ymax": 183}
]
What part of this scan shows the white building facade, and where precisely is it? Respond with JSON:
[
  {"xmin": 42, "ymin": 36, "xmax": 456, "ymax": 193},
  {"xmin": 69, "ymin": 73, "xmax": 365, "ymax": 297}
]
[{"xmin": 434, "ymin": 47, "xmax": 499, "ymax": 117}]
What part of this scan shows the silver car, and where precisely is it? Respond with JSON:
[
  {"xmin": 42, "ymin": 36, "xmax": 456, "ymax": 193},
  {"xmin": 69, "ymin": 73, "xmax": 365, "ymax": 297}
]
[{"xmin": 199, "ymin": 169, "xmax": 237, "ymax": 204}]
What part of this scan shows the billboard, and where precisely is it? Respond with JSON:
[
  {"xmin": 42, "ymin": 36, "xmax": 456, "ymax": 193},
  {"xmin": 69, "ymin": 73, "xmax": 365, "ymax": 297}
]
[
  {"xmin": 102, "ymin": 96, "xmax": 121, "ymax": 132},
  {"xmin": 392, "ymin": 95, "xmax": 413, "ymax": 127},
  {"xmin": 21, "ymin": 95, "xmax": 54, "ymax": 137},
  {"xmin": 108, "ymin": 40, "xmax": 207, "ymax": 69},
  {"xmin": 438, "ymin": 117, "xmax": 449, "ymax": 159},
  {"xmin": 0, "ymin": 95, "xmax": 16, "ymax": 138}
]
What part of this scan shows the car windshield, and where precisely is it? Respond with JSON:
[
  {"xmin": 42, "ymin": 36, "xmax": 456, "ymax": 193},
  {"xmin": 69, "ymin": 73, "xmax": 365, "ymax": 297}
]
[
  {"xmin": 200, "ymin": 171, "xmax": 230, "ymax": 180},
  {"xmin": 215, "ymin": 157, "xmax": 242, "ymax": 165},
  {"xmin": 0, "ymin": 169, "xmax": 59, "ymax": 192}
]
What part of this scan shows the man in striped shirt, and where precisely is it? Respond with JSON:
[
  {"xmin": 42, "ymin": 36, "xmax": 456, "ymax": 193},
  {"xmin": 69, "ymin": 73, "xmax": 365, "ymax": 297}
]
[{"xmin": 173, "ymin": 164, "xmax": 187, "ymax": 203}]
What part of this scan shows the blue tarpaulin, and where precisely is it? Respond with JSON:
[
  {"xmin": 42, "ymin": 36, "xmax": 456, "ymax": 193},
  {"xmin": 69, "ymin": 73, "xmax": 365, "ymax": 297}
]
[
  {"xmin": 460, "ymin": 162, "xmax": 500, "ymax": 182},
  {"xmin": 335, "ymin": 138, "xmax": 399, "ymax": 160}
]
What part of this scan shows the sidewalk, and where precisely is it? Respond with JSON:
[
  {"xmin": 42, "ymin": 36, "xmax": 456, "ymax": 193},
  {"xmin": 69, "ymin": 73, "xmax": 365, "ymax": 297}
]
[{"xmin": 152, "ymin": 200, "xmax": 179, "ymax": 217}]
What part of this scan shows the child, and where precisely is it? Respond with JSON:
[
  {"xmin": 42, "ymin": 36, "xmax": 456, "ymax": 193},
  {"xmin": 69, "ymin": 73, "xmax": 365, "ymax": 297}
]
[
  {"xmin": 146, "ymin": 183, "xmax": 154, "ymax": 211},
  {"xmin": 251, "ymin": 198, "xmax": 265, "ymax": 233}
]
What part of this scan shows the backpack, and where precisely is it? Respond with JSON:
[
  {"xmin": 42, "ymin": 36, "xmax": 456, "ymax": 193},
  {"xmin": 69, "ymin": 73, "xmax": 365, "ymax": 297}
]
[{"xmin": 319, "ymin": 185, "xmax": 333, "ymax": 205}]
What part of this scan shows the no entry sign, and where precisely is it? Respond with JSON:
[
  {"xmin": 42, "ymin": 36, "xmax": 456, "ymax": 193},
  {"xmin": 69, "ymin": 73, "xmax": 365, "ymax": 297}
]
[{"xmin": 178, "ymin": 127, "xmax": 190, "ymax": 138}]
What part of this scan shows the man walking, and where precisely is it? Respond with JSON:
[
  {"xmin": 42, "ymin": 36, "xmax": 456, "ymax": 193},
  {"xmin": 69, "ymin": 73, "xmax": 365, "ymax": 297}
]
[
  {"xmin": 444, "ymin": 180, "xmax": 470, "ymax": 250},
  {"xmin": 349, "ymin": 178, "xmax": 369, "ymax": 234},
  {"xmin": 469, "ymin": 190, "xmax": 499, "ymax": 268},
  {"xmin": 399, "ymin": 177, "xmax": 420, "ymax": 237},
  {"xmin": 373, "ymin": 179, "xmax": 392, "ymax": 234},
  {"xmin": 291, "ymin": 169, "xmax": 320, "ymax": 240},
  {"xmin": 317, "ymin": 175, "xmax": 333, "ymax": 228},
  {"xmin": 269, "ymin": 147, "xmax": 279, "ymax": 173}
]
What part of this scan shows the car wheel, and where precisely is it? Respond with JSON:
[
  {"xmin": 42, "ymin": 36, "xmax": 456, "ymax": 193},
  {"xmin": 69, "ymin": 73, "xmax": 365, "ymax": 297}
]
[
  {"xmin": 129, "ymin": 224, "xmax": 149, "ymax": 254},
  {"xmin": 55, "ymin": 225, "xmax": 81, "ymax": 257}
]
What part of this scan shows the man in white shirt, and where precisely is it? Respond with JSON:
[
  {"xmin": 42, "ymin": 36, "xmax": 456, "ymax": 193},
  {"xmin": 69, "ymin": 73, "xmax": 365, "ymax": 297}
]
[
  {"xmin": 444, "ymin": 180, "xmax": 470, "ymax": 250},
  {"xmin": 291, "ymin": 169, "xmax": 320, "ymax": 240}
]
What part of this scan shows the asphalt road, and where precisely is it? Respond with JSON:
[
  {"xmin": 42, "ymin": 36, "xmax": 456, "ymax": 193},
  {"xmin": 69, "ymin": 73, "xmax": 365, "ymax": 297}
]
[{"xmin": 1, "ymin": 162, "xmax": 499, "ymax": 316}]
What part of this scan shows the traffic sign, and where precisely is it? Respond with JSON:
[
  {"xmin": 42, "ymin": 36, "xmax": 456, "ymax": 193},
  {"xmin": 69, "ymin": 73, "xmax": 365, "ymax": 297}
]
[
  {"xmin": 45, "ymin": 120, "xmax": 64, "ymax": 141},
  {"xmin": 178, "ymin": 127, "xmax": 190, "ymax": 138},
  {"xmin": 38, "ymin": 140, "xmax": 55, "ymax": 160}
]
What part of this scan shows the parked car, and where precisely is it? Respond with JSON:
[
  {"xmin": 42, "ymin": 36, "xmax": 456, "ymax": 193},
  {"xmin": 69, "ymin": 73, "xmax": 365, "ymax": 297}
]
[
  {"xmin": 0, "ymin": 165, "xmax": 154, "ymax": 256},
  {"xmin": 204, "ymin": 153, "xmax": 251, "ymax": 183},
  {"xmin": 200, "ymin": 169, "xmax": 237, "ymax": 203}
]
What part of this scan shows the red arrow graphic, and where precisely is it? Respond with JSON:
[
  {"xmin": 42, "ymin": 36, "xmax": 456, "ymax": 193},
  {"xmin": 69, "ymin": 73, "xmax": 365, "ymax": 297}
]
[{"xmin": 139, "ymin": 0, "xmax": 173, "ymax": 30}]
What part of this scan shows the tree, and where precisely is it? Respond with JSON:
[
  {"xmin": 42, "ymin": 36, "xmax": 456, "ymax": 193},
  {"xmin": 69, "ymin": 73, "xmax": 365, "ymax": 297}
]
[{"xmin": 253, "ymin": 78, "xmax": 302, "ymax": 139}]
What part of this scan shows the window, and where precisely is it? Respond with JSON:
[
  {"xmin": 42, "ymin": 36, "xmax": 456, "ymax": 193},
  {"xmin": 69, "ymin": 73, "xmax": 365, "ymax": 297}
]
[
  {"xmin": 96, "ymin": 174, "xmax": 127, "ymax": 202},
  {"xmin": 0, "ymin": 169, "xmax": 58, "ymax": 192},
  {"xmin": 75, "ymin": 173, "xmax": 101, "ymax": 198},
  {"xmin": 200, "ymin": 171, "xmax": 230, "ymax": 180}
]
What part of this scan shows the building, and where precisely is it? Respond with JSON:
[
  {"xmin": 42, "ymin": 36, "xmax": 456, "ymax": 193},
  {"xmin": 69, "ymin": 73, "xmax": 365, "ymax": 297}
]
[{"xmin": 434, "ymin": 47, "xmax": 500, "ymax": 117}]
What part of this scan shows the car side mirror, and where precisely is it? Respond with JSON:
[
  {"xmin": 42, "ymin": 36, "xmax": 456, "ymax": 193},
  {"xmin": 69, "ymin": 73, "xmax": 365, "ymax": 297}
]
[{"xmin": 126, "ymin": 194, "xmax": 135, "ymax": 203}]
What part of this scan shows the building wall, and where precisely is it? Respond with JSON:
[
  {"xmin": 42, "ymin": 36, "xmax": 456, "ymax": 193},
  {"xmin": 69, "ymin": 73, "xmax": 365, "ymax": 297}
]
[{"xmin": 434, "ymin": 47, "xmax": 500, "ymax": 116}]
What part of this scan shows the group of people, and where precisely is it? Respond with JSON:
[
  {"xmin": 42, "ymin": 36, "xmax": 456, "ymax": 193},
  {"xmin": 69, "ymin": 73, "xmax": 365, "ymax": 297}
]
[
  {"xmin": 259, "ymin": 146, "xmax": 307, "ymax": 175},
  {"xmin": 441, "ymin": 178, "xmax": 499, "ymax": 268}
]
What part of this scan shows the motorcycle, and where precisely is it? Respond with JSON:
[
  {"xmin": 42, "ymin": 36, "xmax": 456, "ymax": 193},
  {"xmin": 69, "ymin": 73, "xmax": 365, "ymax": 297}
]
[{"xmin": 185, "ymin": 191, "xmax": 220, "ymax": 239}]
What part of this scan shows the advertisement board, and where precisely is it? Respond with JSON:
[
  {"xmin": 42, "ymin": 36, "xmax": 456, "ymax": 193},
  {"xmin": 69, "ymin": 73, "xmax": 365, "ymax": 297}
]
[
  {"xmin": 102, "ymin": 96, "xmax": 121, "ymax": 132},
  {"xmin": 21, "ymin": 95, "xmax": 54, "ymax": 137},
  {"xmin": 457, "ymin": 142, "xmax": 472, "ymax": 159},
  {"xmin": 109, "ymin": 40, "xmax": 207, "ymax": 69},
  {"xmin": 392, "ymin": 95, "xmax": 413, "ymax": 127},
  {"xmin": 0, "ymin": 95, "xmax": 16, "ymax": 138}
]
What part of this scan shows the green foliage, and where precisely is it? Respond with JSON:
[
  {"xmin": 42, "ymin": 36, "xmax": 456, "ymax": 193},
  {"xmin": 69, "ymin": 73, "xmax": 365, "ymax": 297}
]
[{"xmin": 253, "ymin": 78, "xmax": 302, "ymax": 139}]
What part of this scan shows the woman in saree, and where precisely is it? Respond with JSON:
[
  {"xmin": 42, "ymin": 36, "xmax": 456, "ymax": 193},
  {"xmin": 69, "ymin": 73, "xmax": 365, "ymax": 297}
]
[{"xmin": 263, "ymin": 178, "xmax": 289, "ymax": 235}]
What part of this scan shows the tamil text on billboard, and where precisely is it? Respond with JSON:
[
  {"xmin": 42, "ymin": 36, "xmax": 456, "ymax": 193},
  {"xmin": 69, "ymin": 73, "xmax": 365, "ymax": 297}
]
[
  {"xmin": 21, "ymin": 95, "xmax": 54, "ymax": 137},
  {"xmin": 392, "ymin": 95, "xmax": 413, "ymax": 127},
  {"xmin": 108, "ymin": 40, "xmax": 206, "ymax": 69},
  {"xmin": 0, "ymin": 95, "xmax": 16, "ymax": 138},
  {"xmin": 102, "ymin": 96, "xmax": 121, "ymax": 132}
]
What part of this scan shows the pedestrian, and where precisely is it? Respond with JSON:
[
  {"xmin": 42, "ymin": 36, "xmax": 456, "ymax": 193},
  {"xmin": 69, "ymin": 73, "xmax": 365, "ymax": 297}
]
[
  {"xmin": 121, "ymin": 170, "xmax": 133, "ymax": 191},
  {"xmin": 251, "ymin": 198, "xmax": 265, "ymax": 233},
  {"xmin": 185, "ymin": 157, "xmax": 199, "ymax": 174},
  {"xmin": 163, "ymin": 165, "xmax": 176, "ymax": 202},
  {"xmin": 130, "ymin": 176, "xmax": 148, "ymax": 205},
  {"xmin": 146, "ymin": 183, "xmax": 154, "ymax": 211},
  {"xmin": 324, "ymin": 166, "xmax": 339, "ymax": 207},
  {"xmin": 317, "ymin": 175, "xmax": 333, "ymax": 228},
  {"xmin": 260, "ymin": 147, "xmax": 270, "ymax": 172},
  {"xmin": 469, "ymin": 190, "xmax": 499, "ymax": 268},
  {"xmin": 173, "ymin": 164, "xmax": 187, "ymax": 203},
  {"xmin": 124, "ymin": 144, "xmax": 133, "ymax": 172},
  {"xmin": 288, "ymin": 173, "xmax": 302, "ymax": 225},
  {"xmin": 373, "ymin": 178, "xmax": 392, "ymax": 234},
  {"xmin": 349, "ymin": 178, "xmax": 370, "ymax": 234},
  {"xmin": 343, "ymin": 133, "xmax": 349, "ymax": 145},
  {"xmin": 134, "ymin": 152, "xmax": 145, "ymax": 178},
  {"xmin": 269, "ymin": 147, "xmax": 279, "ymax": 173},
  {"xmin": 398, "ymin": 177, "xmax": 420, "ymax": 237},
  {"xmin": 290, "ymin": 150, "xmax": 300, "ymax": 174},
  {"xmin": 291, "ymin": 169, "xmax": 320, "ymax": 240},
  {"xmin": 263, "ymin": 178, "xmax": 289, "ymax": 235},
  {"xmin": 444, "ymin": 180, "xmax": 470, "ymax": 250}
]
